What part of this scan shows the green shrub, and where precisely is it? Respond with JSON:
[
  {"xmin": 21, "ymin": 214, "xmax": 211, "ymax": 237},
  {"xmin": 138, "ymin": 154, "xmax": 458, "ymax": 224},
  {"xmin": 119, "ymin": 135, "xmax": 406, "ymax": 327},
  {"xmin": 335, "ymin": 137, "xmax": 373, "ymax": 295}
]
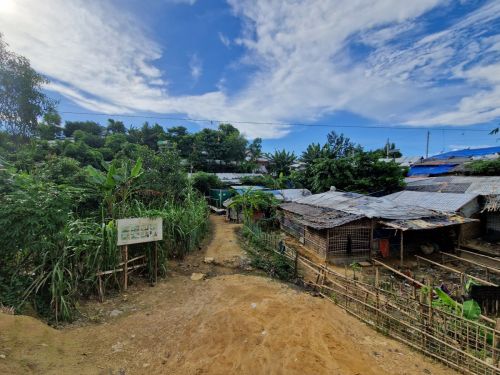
[
  {"xmin": 191, "ymin": 171, "xmax": 222, "ymax": 196},
  {"xmin": 465, "ymin": 159, "xmax": 500, "ymax": 176}
]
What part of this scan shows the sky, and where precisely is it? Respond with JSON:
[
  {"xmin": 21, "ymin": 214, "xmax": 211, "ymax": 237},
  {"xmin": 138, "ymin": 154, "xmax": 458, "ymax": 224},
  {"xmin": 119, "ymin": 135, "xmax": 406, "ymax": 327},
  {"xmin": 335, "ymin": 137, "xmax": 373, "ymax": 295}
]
[{"xmin": 1, "ymin": 0, "xmax": 500, "ymax": 156}]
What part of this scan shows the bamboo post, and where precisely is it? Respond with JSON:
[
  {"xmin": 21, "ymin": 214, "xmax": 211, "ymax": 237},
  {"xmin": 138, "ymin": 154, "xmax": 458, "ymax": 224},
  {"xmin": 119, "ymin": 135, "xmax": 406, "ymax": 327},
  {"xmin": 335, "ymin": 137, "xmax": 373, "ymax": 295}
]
[
  {"xmin": 493, "ymin": 319, "xmax": 500, "ymax": 366},
  {"xmin": 154, "ymin": 242, "xmax": 158, "ymax": 284},
  {"xmin": 122, "ymin": 245, "xmax": 128, "ymax": 291},
  {"xmin": 98, "ymin": 274, "xmax": 104, "ymax": 302},
  {"xmin": 369, "ymin": 220, "xmax": 374, "ymax": 258},
  {"xmin": 294, "ymin": 250, "xmax": 299, "ymax": 279},
  {"xmin": 400, "ymin": 230, "xmax": 404, "ymax": 267},
  {"xmin": 427, "ymin": 278, "xmax": 433, "ymax": 324},
  {"xmin": 375, "ymin": 266, "xmax": 379, "ymax": 288}
]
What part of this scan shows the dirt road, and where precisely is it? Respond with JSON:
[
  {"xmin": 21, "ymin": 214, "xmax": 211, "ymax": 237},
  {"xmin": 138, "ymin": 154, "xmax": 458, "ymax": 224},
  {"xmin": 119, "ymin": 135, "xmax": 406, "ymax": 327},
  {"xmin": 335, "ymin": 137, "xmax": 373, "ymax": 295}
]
[{"xmin": 0, "ymin": 215, "xmax": 455, "ymax": 375}]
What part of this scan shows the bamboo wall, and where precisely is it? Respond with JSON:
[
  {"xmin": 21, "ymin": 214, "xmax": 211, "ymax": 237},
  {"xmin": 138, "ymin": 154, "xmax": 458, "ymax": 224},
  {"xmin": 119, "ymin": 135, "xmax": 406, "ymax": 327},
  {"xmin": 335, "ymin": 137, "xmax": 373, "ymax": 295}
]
[
  {"xmin": 327, "ymin": 219, "xmax": 371, "ymax": 264},
  {"xmin": 304, "ymin": 226, "xmax": 327, "ymax": 259}
]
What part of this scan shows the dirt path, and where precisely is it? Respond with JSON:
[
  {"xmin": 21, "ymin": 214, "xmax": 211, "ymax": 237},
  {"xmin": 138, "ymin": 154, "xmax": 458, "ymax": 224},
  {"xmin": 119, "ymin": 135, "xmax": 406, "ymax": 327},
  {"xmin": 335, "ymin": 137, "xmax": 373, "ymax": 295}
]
[
  {"xmin": 0, "ymin": 215, "xmax": 456, "ymax": 375},
  {"xmin": 204, "ymin": 215, "xmax": 246, "ymax": 266}
]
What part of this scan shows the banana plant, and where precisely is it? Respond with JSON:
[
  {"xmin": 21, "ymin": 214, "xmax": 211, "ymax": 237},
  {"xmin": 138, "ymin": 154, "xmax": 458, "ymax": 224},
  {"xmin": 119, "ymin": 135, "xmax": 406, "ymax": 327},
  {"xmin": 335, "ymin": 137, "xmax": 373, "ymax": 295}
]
[
  {"xmin": 229, "ymin": 188, "xmax": 279, "ymax": 223},
  {"xmin": 86, "ymin": 158, "xmax": 143, "ymax": 218}
]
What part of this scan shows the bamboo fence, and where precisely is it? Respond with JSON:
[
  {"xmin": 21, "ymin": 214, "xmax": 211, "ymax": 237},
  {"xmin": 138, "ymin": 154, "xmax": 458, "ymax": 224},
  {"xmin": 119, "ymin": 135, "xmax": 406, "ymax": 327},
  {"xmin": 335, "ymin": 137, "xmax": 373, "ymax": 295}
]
[{"xmin": 245, "ymin": 225, "xmax": 500, "ymax": 375}]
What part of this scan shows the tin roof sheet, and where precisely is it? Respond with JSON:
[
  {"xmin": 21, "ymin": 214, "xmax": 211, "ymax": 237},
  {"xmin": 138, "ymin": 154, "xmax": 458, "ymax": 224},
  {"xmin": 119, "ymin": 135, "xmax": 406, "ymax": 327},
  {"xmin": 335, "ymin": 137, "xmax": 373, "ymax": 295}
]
[
  {"xmin": 384, "ymin": 191, "xmax": 478, "ymax": 213},
  {"xmin": 293, "ymin": 190, "xmax": 437, "ymax": 220},
  {"xmin": 405, "ymin": 176, "xmax": 500, "ymax": 195}
]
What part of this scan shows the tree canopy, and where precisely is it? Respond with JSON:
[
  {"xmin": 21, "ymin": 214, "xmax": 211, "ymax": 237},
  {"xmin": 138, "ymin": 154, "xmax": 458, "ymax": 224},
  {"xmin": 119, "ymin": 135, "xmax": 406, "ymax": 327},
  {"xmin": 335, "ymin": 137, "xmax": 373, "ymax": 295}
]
[
  {"xmin": 0, "ymin": 34, "xmax": 54, "ymax": 138},
  {"xmin": 293, "ymin": 131, "xmax": 405, "ymax": 195}
]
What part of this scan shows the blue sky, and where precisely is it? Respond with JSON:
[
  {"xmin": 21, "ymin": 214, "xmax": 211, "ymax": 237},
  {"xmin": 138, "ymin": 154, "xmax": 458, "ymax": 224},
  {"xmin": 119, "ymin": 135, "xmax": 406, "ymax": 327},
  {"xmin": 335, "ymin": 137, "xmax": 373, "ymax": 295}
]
[{"xmin": 1, "ymin": 0, "xmax": 500, "ymax": 156}]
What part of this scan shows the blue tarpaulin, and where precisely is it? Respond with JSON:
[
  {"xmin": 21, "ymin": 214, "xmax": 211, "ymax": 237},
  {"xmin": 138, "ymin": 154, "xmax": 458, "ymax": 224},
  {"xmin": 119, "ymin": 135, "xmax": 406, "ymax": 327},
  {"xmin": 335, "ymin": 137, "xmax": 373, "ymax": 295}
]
[
  {"xmin": 408, "ymin": 164, "xmax": 458, "ymax": 176},
  {"xmin": 432, "ymin": 146, "xmax": 500, "ymax": 159}
]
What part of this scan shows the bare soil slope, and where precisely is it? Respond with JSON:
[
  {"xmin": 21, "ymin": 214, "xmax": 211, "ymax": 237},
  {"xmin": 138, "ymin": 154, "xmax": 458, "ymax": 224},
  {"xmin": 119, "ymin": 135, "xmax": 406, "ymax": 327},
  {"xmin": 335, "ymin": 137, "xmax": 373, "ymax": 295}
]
[{"xmin": 0, "ymin": 216, "xmax": 455, "ymax": 375}]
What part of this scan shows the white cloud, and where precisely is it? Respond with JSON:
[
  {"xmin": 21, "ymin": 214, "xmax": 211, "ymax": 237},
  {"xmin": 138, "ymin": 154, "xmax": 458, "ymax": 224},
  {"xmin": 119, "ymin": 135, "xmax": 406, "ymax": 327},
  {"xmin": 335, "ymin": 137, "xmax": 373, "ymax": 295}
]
[
  {"xmin": 218, "ymin": 32, "xmax": 231, "ymax": 48},
  {"xmin": 189, "ymin": 54, "xmax": 202, "ymax": 81},
  {"xmin": 1, "ymin": 0, "xmax": 499, "ymax": 139},
  {"xmin": 165, "ymin": 0, "xmax": 197, "ymax": 5}
]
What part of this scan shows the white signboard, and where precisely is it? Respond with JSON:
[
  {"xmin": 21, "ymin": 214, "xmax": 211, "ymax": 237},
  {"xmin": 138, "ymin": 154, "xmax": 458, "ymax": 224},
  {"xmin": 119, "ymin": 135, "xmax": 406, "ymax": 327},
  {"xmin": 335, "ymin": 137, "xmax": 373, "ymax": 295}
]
[{"xmin": 117, "ymin": 217, "xmax": 163, "ymax": 246}]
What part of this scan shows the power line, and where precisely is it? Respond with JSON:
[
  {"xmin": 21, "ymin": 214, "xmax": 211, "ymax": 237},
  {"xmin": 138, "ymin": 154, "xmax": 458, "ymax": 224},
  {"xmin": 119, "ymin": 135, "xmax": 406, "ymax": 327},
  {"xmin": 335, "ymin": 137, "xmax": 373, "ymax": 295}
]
[{"xmin": 59, "ymin": 111, "xmax": 492, "ymax": 133}]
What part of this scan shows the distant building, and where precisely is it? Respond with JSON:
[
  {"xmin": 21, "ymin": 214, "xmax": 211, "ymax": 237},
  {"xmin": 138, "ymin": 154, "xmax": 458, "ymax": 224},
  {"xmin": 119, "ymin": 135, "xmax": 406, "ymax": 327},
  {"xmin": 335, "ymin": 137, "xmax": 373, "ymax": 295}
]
[{"xmin": 408, "ymin": 146, "xmax": 500, "ymax": 177}]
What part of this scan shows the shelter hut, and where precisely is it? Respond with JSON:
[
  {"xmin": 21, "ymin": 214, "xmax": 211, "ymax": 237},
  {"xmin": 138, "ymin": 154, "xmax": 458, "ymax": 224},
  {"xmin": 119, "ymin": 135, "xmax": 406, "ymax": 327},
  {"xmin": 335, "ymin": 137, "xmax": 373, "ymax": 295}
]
[
  {"xmin": 407, "ymin": 146, "xmax": 500, "ymax": 177},
  {"xmin": 405, "ymin": 176, "xmax": 500, "ymax": 245},
  {"xmin": 279, "ymin": 190, "xmax": 471, "ymax": 265},
  {"xmin": 384, "ymin": 190, "xmax": 481, "ymax": 243}
]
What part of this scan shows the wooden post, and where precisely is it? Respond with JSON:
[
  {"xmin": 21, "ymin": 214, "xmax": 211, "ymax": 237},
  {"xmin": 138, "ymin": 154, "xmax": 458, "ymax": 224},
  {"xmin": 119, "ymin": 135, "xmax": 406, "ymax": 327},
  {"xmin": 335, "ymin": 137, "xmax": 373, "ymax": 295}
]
[
  {"xmin": 427, "ymin": 277, "xmax": 433, "ymax": 324},
  {"xmin": 154, "ymin": 242, "xmax": 158, "ymax": 285},
  {"xmin": 122, "ymin": 245, "xmax": 128, "ymax": 291},
  {"xmin": 493, "ymin": 319, "xmax": 500, "ymax": 366},
  {"xmin": 294, "ymin": 250, "xmax": 299, "ymax": 279},
  {"xmin": 375, "ymin": 266, "xmax": 380, "ymax": 288},
  {"xmin": 369, "ymin": 220, "xmax": 374, "ymax": 258},
  {"xmin": 400, "ymin": 230, "xmax": 404, "ymax": 267},
  {"xmin": 98, "ymin": 274, "xmax": 104, "ymax": 302}
]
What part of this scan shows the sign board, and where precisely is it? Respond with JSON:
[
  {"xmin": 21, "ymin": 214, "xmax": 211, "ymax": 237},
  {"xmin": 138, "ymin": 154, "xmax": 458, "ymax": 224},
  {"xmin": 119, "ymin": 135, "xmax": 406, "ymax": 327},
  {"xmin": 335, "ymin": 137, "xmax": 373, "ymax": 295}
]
[{"xmin": 117, "ymin": 217, "xmax": 163, "ymax": 246}]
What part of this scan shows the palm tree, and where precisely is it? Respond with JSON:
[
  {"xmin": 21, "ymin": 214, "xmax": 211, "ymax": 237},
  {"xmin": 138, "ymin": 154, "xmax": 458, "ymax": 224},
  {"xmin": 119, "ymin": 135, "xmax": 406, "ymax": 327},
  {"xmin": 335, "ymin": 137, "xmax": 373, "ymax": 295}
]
[{"xmin": 267, "ymin": 149, "xmax": 296, "ymax": 176}]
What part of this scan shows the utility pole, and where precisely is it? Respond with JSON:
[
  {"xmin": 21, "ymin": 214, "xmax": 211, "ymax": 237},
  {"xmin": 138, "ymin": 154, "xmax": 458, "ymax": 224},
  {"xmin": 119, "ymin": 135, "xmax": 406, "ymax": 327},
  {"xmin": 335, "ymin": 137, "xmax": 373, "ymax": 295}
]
[
  {"xmin": 386, "ymin": 138, "xmax": 390, "ymax": 158},
  {"xmin": 425, "ymin": 131, "xmax": 430, "ymax": 159}
]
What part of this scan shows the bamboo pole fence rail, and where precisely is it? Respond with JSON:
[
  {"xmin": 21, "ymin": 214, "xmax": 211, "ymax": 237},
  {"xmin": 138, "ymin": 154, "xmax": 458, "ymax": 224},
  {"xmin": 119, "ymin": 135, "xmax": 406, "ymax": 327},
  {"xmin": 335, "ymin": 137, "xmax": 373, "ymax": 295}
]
[
  {"xmin": 416, "ymin": 255, "xmax": 498, "ymax": 287},
  {"xmin": 244, "ymin": 225, "xmax": 500, "ymax": 375}
]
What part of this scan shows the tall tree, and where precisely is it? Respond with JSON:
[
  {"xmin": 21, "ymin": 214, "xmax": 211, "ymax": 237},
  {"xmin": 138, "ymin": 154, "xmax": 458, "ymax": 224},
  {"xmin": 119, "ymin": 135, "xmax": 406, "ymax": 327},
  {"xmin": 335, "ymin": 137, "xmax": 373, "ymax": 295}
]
[
  {"xmin": 325, "ymin": 131, "xmax": 359, "ymax": 159},
  {"xmin": 267, "ymin": 149, "xmax": 296, "ymax": 176},
  {"xmin": 248, "ymin": 138, "xmax": 263, "ymax": 161},
  {"xmin": 38, "ymin": 110, "xmax": 63, "ymax": 140},
  {"xmin": 106, "ymin": 119, "xmax": 126, "ymax": 134},
  {"xmin": 64, "ymin": 121, "xmax": 104, "ymax": 137},
  {"xmin": 0, "ymin": 34, "xmax": 55, "ymax": 138}
]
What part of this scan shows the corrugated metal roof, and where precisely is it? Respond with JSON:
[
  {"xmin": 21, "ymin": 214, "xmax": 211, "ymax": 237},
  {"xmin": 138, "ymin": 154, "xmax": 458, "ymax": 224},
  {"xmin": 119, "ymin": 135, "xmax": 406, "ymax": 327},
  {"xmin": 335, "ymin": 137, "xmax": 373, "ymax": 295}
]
[
  {"xmin": 280, "ymin": 202, "xmax": 363, "ymax": 229},
  {"xmin": 294, "ymin": 191, "xmax": 437, "ymax": 220},
  {"xmin": 380, "ymin": 215, "xmax": 474, "ymax": 231},
  {"xmin": 384, "ymin": 191, "xmax": 479, "ymax": 213},
  {"xmin": 405, "ymin": 176, "xmax": 500, "ymax": 195},
  {"xmin": 280, "ymin": 192, "xmax": 472, "ymax": 230},
  {"xmin": 379, "ymin": 156, "xmax": 422, "ymax": 167},
  {"xmin": 268, "ymin": 189, "xmax": 311, "ymax": 202}
]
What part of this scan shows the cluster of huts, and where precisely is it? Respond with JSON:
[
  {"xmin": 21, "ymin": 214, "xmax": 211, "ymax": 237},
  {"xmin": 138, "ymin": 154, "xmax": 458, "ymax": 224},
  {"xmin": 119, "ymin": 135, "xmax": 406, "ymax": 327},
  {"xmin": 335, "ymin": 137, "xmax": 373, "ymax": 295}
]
[
  {"xmin": 205, "ymin": 148, "xmax": 500, "ymax": 265},
  {"xmin": 279, "ymin": 188, "xmax": 472, "ymax": 265},
  {"xmin": 277, "ymin": 176, "xmax": 500, "ymax": 265}
]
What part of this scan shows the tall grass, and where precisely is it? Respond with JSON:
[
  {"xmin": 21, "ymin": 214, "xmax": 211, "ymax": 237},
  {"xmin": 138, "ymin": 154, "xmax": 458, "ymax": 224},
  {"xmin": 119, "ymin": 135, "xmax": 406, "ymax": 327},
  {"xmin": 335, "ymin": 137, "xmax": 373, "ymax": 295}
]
[
  {"xmin": 131, "ymin": 190, "xmax": 209, "ymax": 260},
  {"xmin": 0, "ymin": 171, "xmax": 209, "ymax": 322}
]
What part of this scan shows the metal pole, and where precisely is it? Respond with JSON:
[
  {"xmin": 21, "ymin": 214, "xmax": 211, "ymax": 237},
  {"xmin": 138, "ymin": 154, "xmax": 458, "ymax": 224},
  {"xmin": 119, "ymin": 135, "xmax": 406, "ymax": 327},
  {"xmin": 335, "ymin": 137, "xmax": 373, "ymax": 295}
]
[
  {"xmin": 400, "ymin": 231, "xmax": 404, "ymax": 267},
  {"xmin": 425, "ymin": 131, "xmax": 430, "ymax": 158}
]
